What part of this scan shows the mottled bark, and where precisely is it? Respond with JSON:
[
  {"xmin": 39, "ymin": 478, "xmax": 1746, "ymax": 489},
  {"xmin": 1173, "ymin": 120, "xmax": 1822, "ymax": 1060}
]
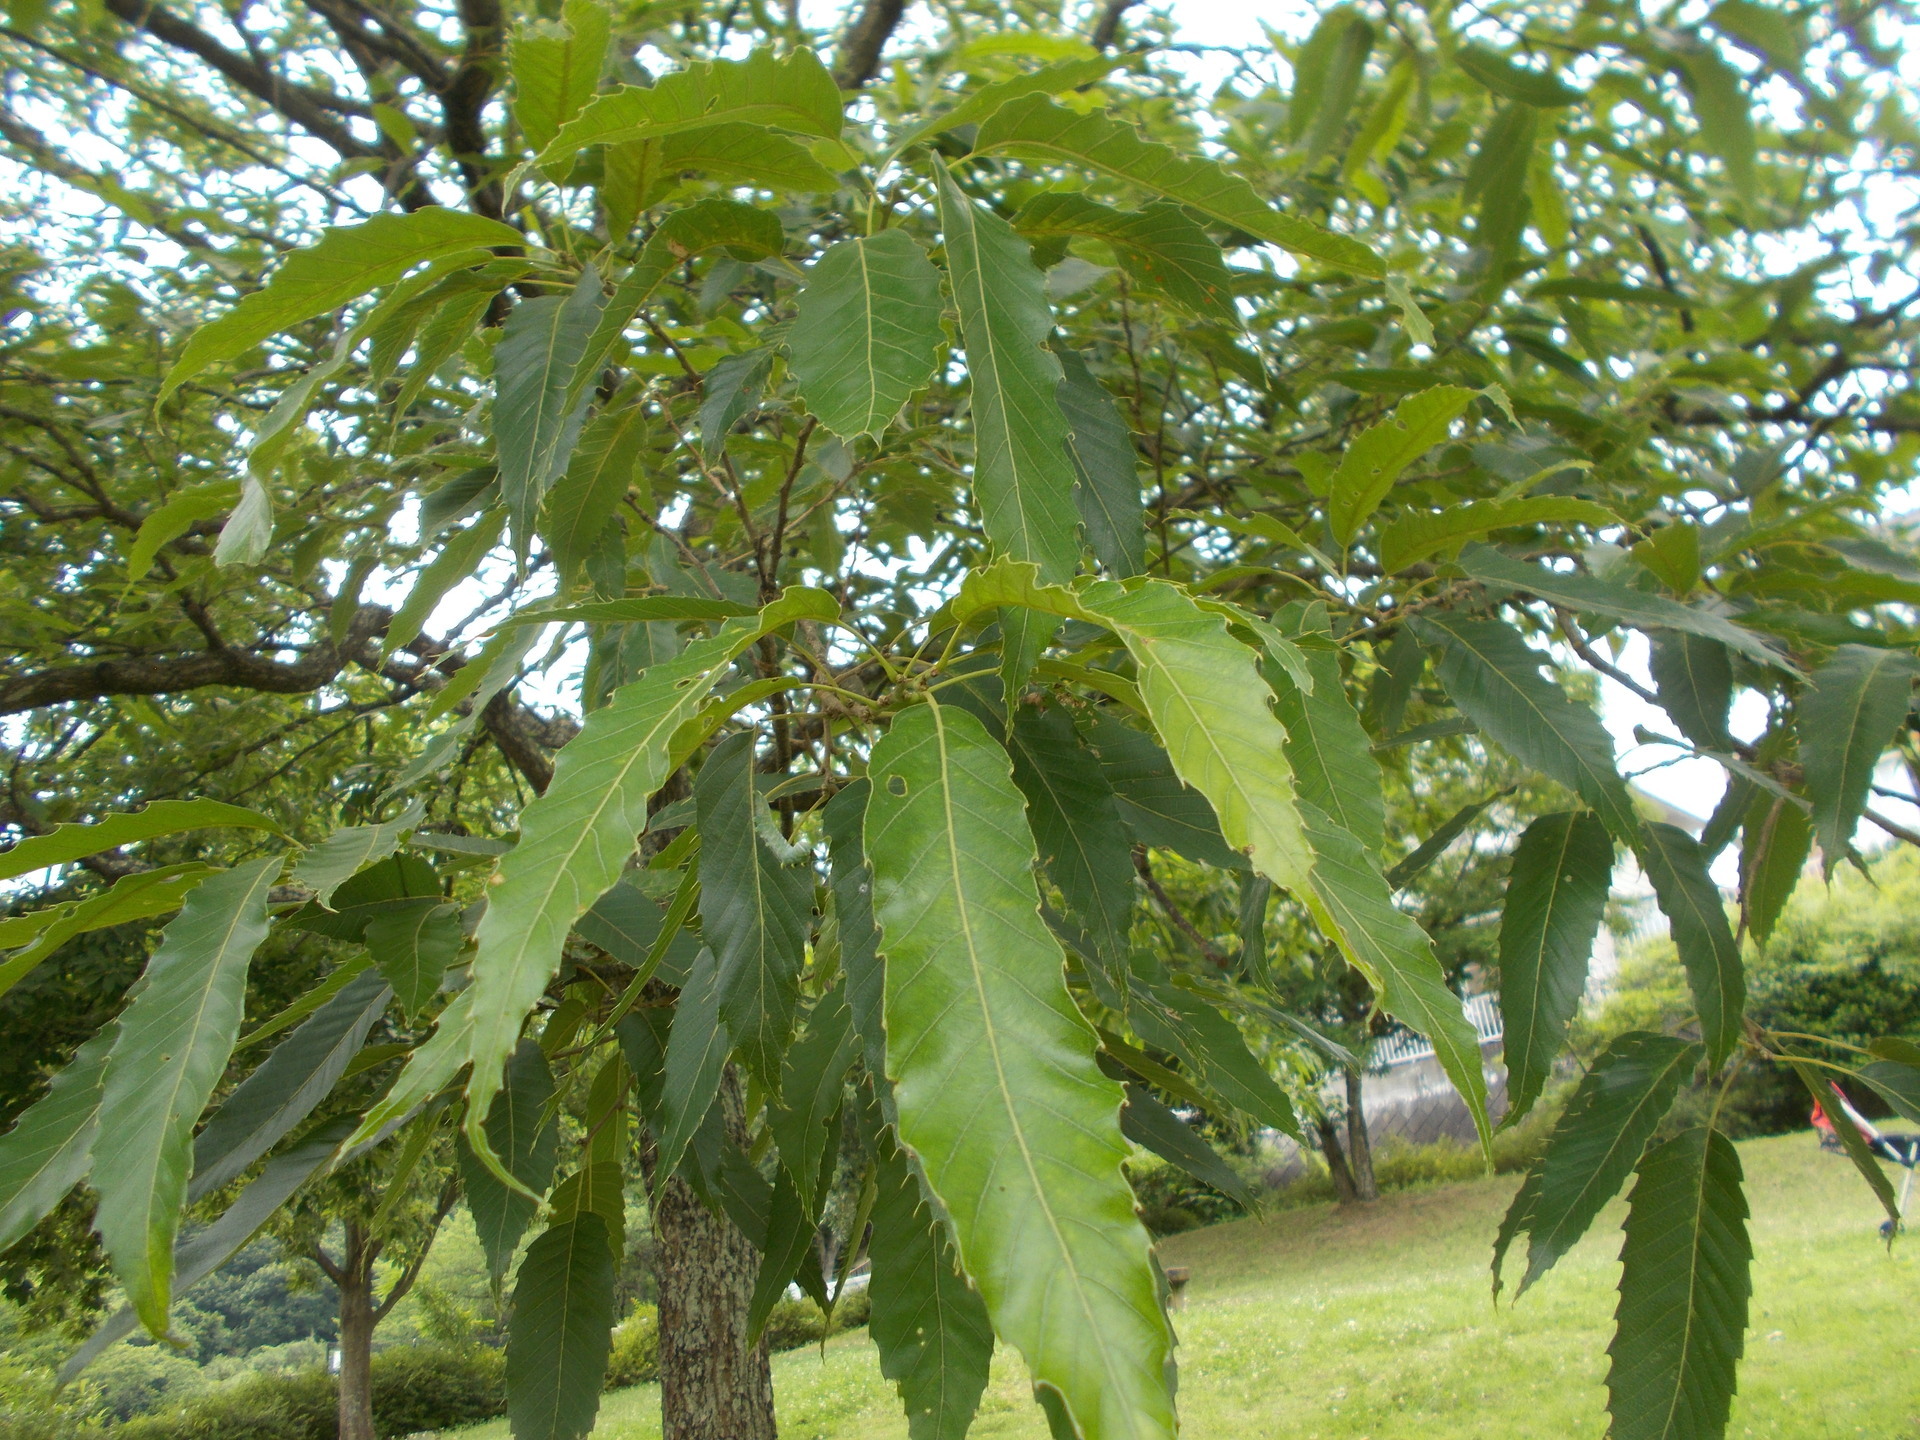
[
  {"xmin": 1344, "ymin": 1068, "xmax": 1378, "ymax": 1202},
  {"xmin": 333, "ymin": 1221, "xmax": 378, "ymax": 1440},
  {"xmin": 1312, "ymin": 1113, "xmax": 1359, "ymax": 1205}
]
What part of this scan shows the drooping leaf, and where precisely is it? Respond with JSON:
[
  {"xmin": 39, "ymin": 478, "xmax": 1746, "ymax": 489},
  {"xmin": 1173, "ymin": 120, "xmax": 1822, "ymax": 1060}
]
[
  {"xmin": 767, "ymin": 985, "xmax": 857, "ymax": 1205},
  {"xmin": 161, "ymin": 208, "xmax": 524, "ymax": 398},
  {"xmin": 698, "ymin": 349, "xmax": 771, "ymax": 458},
  {"xmin": 1799, "ymin": 644, "xmax": 1920, "ymax": 874},
  {"xmin": 1648, "ymin": 631, "xmax": 1735, "ymax": 752},
  {"xmin": 865, "ymin": 700, "xmax": 1175, "ymax": 1440},
  {"xmin": 697, "ymin": 732, "xmax": 814, "ymax": 1091},
  {"xmin": 746, "ymin": 1167, "xmax": 826, "ymax": 1341},
  {"xmin": 363, "ymin": 900, "xmax": 462, "ymax": 1015},
  {"xmin": 0, "ymin": 800, "xmax": 279, "ymax": 885},
  {"xmin": 1297, "ymin": 12, "xmax": 1373, "ymax": 165},
  {"xmin": 1411, "ymin": 612, "xmax": 1641, "ymax": 843},
  {"xmin": 0, "ymin": 866, "xmax": 213, "ymax": 1003},
  {"xmin": 867, "ymin": 1118, "xmax": 995, "ymax": 1440},
  {"xmin": 573, "ymin": 878, "xmax": 698, "ymax": 985},
  {"xmin": 1637, "ymin": 823, "xmax": 1744, "ymax": 1069},
  {"xmin": 91, "ymin": 856, "xmax": 281, "ymax": 1334},
  {"xmin": 458, "ymin": 1040, "xmax": 558, "ymax": 1281},
  {"xmin": 124, "ymin": 482, "xmax": 237, "ymax": 583},
  {"xmin": 890, "ymin": 54, "xmax": 1126, "ymax": 152},
  {"xmin": 386, "ymin": 510, "xmax": 506, "ymax": 656},
  {"xmin": 1287, "ymin": 5, "xmax": 1360, "ymax": 144},
  {"xmin": 1606, "ymin": 1128, "xmax": 1752, "ymax": 1440},
  {"xmin": 645, "ymin": 124, "xmax": 842, "ymax": 199},
  {"xmin": 0, "ymin": 1024, "xmax": 115, "ymax": 1254},
  {"xmin": 1014, "ymin": 193, "xmax": 1237, "ymax": 324},
  {"xmin": 1378, "ymin": 497, "xmax": 1615, "ymax": 573},
  {"xmin": 789, "ymin": 229, "xmax": 946, "ymax": 441},
  {"xmin": 1325, "ymin": 386, "xmax": 1475, "ymax": 548},
  {"xmin": 1298, "ymin": 806, "xmax": 1492, "ymax": 1156},
  {"xmin": 1738, "ymin": 792, "xmax": 1810, "ymax": 945},
  {"xmin": 506, "ymin": 1214, "xmax": 617, "ymax": 1440},
  {"xmin": 651, "ymin": 946, "xmax": 730, "ymax": 1181},
  {"xmin": 1787, "ymin": 1063, "xmax": 1898, "ymax": 1228},
  {"xmin": 1130, "ymin": 985, "xmax": 1298, "ymax": 1139},
  {"xmin": 1464, "ymin": 104, "xmax": 1537, "ymax": 267},
  {"xmin": 1501, "ymin": 1032, "xmax": 1697, "ymax": 1296},
  {"xmin": 974, "ymin": 94, "xmax": 1383, "ymax": 276},
  {"xmin": 1266, "ymin": 639, "xmax": 1384, "ymax": 854},
  {"xmin": 1859, "ymin": 1059, "xmax": 1920, "ymax": 1125},
  {"xmin": 1004, "ymin": 703, "xmax": 1137, "ymax": 979},
  {"xmin": 285, "ymin": 852, "xmax": 442, "ymax": 942},
  {"xmin": 1674, "ymin": 47, "xmax": 1758, "ymax": 208},
  {"xmin": 546, "ymin": 1161, "xmax": 627, "ymax": 1257},
  {"xmin": 1499, "ymin": 812, "xmax": 1614, "ymax": 1123},
  {"xmin": 496, "ymin": 273, "xmax": 606, "ymax": 553},
  {"xmin": 512, "ymin": 0, "xmax": 611, "ymax": 164},
  {"xmin": 288, "ymin": 801, "xmax": 425, "ymax": 908},
  {"xmin": 538, "ymin": 46, "xmax": 842, "ymax": 168},
  {"xmin": 1119, "ymin": 1082, "xmax": 1255, "ymax": 1209},
  {"xmin": 1455, "ymin": 43, "xmax": 1582, "ymax": 107},
  {"xmin": 1055, "ymin": 348, "xmax": 1144, "ymax": 578},
  {"xmin": 933, "ymin": 162, "xmax": 1080, "ymax": 693},
  {"xmin": 189, "ymin": 968, "xmax": 391, "ymax": 1199},
  {"xmin": 539, "ymin": 403, "xmax": 646, "ymax": 589},
  {"xmin": 823, "ymin": 782, "xmax": 888, "ymax": 1089},
  {"xmin": 1075, "ymin": 710, "xmax": 1245, "ymax": 872},
  {"xmin": 1383, "ymin": 790, "xmax": 1507, "ymax": 891},
  {"xmin": 350, "ymin": 589, "xmax": 836, "ymax": 1164},
  {"xmin": 1457, "ymin": 545, "xmax": 1794, "ymax": 671}
]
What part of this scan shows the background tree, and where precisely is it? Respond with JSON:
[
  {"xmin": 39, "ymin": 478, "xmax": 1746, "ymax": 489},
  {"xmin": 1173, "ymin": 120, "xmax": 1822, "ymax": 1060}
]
[{"xmin": 1, "ymin": 6, "xmax": 1918, "ymax": 1440}]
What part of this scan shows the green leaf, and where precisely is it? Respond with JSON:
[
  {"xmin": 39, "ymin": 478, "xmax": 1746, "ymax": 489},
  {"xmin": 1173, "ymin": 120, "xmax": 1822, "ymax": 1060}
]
[
  {"xmin": 1298, "ymin": 13, "xmax": 1373, "ymax": 165},
  {"xmin": 747, "ymin": 1167, "xmax": 825, "ymax": 1340},
  {"xmin": 506, "ymin": 1214, "xmax": 617, "ymax": 1440},
  {"xmin": 1708, "ymin": 0, "xmax": 1807, "ymax": 69},
  {"xmin": 1457, "ymin": 545, "xmax": 1794, "ymax": 672},
  {"xmin": 386, "ymin": 510, "xmax": 505, "ymax": 657},
  {"xmin": 547, "ymin": 1161, "xmax": 626, "ymax": 1257},
  {"xmin": 789, "ymin": 229, "xmax": 946, "ymax": 441},
  {"xmin": 651, "ymin": 945, "xmax": 730, "ymax": 1181},
  {"xmin": 1499, "ymin": 813, "xmax": 1613, "ymax": 1123},
  {"xmin": 285, "ymin": 853, "xmax": 441, "ymax": 942},
  {"xmin": 513, "ymin": 596, "xmax": 753, "ymax": 625},
  {"xmin": 1787, "ymin": 1063, "xmax": 1898, "ymax": 1229},
  {"xmin": 1119, "ymin": 1082, "xmax": 1254, "ymax": 1208},
  {"xmin": 124, "ymin": 482, "xmax": 236, "ymax": 583},
  {"xmin": 933, "ymin": 161, "xmax": 1081, "ymax": 691},
  {"xmin": 0, "ymin": 800, "xmax": 280, "ymax": 885},
  {"xmin": 865, "ymin": 701, "xmax": 1175, "ymax": 1440},
  {"xmin": 160, "ymin": 208, "xmax": 524, "ymax": 398},
  {"xmin": 189, "ymin": 968, "xmax": 390, "ymax": 1199},
  {"xmin": 867, "ymin": 1116, "xmax": 994, "ymax": 1440},
  {"xmin": 1606, "ymin": 1128, "xmax": 1752, "ymax": 1440},
  {"xmin": 1455, "ymin": 43, "xmax": 1582, "ymax": 107},
  {"xmin": 1738, "ymin": 792, "xmax": 1810, "ymax": 945},
  {"xmin": 1055, "ymin": 348, "xmax": 1144, "ymax": 578},
  {"xmin": 288, "ymin": 802, "xmax": 425, "ymax": 908},
  {"xmin": 698, "ymin": 349, "xmax": 771, "ymax": 458},
  {"xmin": 1383, "ymin": 790, "xmax": 1508, "ymax": 891},
  {"xmin": 1675, "ymin": 48, "xmax": 1758, "ymax": 208},
  {"xmin": 364, "ymin": 900, "xmax": 462, "ymax": 1015},
  {"xmin": 1464, "ymin": 105, "xmax": 1538, "ymax": 266},
  {"xmin": 1378, "ymin": 497, "xmax": 1615, "ymax": 573},
  {"xmin": 974, "ymin": 94, "xmax": 1383, "ymax": 276},
  {"xmin": 1859, "ymin": 1059, "xmax": 1920, "ymax": 1125},
  {"xmin": 1325, "ymin": 386, "xmax": 1475, "ymax": 548},
  {"xmin": 1131, "ymin": 985, "xmax": 1298, "ymax": 1139},
  {"xmin": 1014, "ymin": 193, "xmax": 1237, "ymax": 325},
  {"xmin": 0, "ymin": 866, "xmax": 213, "ymax": 1003},
  {"xmin": 1287, "ymin": 6, "xmax": 1360, "ymax": 143},
  {"xmin": 823, "ymin": 783, "xmax": 889, "ymax": 1093},
  {"xmin": 1266, "ymin": 638, "xmax": 1384, "ymax": 855},
  {"xmin": 1076, "ymin": 710, "xmax": 1244, "ymax": 872},
  {"xmin": 891, "ymin": 54, "xmax": 1125, "ymax": 153},
  {"xmin": 1648, "ymin": 632, "xmax": 1734, "ymax": 752},
  {"xmin": 458, "ymin": 1039, "xmax": 558, "ymax": 1281},
  {"xmin": 1637, "ymin": 822, "xmax": 1744, "ymax": 1069},
  {"xmin": 352, "ymin": 589, "xmax": 835, "ymax": 1163},
  {"xmin": 574, "ymin": 878, "xmax": 698, "ymax": 984},
  {"xmin": 1298, "ymin": 806, "xmax": 1493, "ymax": 1156},
  {"xmin": 1502, "ymin": 1032, "xmax": 1698, "ymax": 1297},
  {"xmin": 496, "ymin": 273, "xmax": 606, "ymax": 553},
  {"xmin": 541, "ymin": 405, "xmax": 645, "ymax": 590},
  {"xmin": 512, "ymin": 0, "xmax": 611, "ymax": 163},
  {"xmin": 1800, "ymin": 644, "xmax": 1920, "ymax": 874},
  {"xmin": 1411, "ymin": 612, "xmax": 1641, "ymax": 843},
  {"xmin": 697, "ymin": 731, "xmax": 815, "ymax": 1091},
  {"xmin": 0, "ymin": 1024, "xmax": 115, "ymax": 1254},
  {"xmin": 767, "ymin": 985, "xmax": 856, "ymax": 1204},
  {"xmin": 538, "ymin": 46, "xmax": 842, "ymax": 168},
  {"xmin": 648, "ymin": 124, "xmax": 841, "ymax": 197},
  {"xmin": 91, "ymin": 856, "xmax": 281, "ymax": 1334}
]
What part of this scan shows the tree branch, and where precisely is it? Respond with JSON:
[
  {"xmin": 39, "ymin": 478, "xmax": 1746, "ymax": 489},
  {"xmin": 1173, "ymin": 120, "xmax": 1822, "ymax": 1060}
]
[
  {"xmin": 1088, "ymin": 0, "xmax": 1140, "ymax": 50},
  {"xmin": 832, "ymin": 0, "xmax": 905, "ymax": 89},
  {"xmin": 441, "ymin": 0, "xmax": 506, "ymax": 219}
]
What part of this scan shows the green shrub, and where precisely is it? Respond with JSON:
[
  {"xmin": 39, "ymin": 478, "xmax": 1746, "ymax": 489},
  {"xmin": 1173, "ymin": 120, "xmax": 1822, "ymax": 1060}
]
[
  {"xmin": 829, "ymin": 1283, "xmax": 870, "ymax": 1331},
  {"xmin": 83, "ymin": 1345, "xmax": 205, "ymax": 1422},
  {"xmin": 1126, "ymin": 1152, "xmax": 1250, "ymax": 1236},
  {"xmin": 760, "ymin": 1296, "xmax": 828, "ymax": 1352},
  {"xmin": 369, "ymin": 1344, "xmax": 504, "ymax": 1436},
  {"xmin": 604, "ymin": 1307, "xmax": 658, "ymax": 1389}
]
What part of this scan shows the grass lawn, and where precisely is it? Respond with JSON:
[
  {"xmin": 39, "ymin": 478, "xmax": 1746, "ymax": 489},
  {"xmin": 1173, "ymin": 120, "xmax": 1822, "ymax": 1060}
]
[{"xmin": 454, "ymin": 1132, "xmax": 1919, "ymax": 1439}]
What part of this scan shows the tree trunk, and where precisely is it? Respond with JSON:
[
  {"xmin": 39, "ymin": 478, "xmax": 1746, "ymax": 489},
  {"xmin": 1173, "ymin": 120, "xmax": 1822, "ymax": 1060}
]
[
  {"xmin": 336, "ymin": 1220, "xmax": 378, "ymax": 1440},
  {"xmin": 1345, "ymin": 1068, "xmax": 1378, "ymax": 1202},
  {"xmin": 647, "ymin": 1070, "xmax": 776, "ymax": 1440},
  {"xmin": 1312, "ymin": 1114, "xmax": 1359, "ymax": 1205}
]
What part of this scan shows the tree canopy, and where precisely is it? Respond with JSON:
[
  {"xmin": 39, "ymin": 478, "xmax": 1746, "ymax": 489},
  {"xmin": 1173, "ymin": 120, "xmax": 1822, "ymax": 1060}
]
[{"xmin": 2, "ymin": 2, "xmax": 1918, "ymax": 1439}]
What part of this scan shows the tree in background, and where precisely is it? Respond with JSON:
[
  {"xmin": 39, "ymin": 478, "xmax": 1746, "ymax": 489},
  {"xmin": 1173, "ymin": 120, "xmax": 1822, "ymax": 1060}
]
[{"xmin": 1, "ymin": 4, "xmax": 1918, "ymax": 1440}]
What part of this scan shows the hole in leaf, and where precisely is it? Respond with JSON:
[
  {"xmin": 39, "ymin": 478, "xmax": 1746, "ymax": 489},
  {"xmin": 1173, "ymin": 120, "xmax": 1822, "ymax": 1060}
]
[{"xmin": 886, "ymin": 774, "xmax": 908, "ymax": 797}]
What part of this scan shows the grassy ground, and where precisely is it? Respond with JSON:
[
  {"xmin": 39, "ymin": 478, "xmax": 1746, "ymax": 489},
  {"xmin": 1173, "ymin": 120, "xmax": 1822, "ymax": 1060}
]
[{"xmin": 455, "ymin": 1132, "xmax": 1919, "ymax": 1440}]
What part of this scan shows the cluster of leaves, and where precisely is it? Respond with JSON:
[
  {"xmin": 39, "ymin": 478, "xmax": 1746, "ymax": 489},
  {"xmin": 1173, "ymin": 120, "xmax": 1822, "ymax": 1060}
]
[{"xmin": 2, "ymin": 3, "xmax": 1918, "ymax": 1440}]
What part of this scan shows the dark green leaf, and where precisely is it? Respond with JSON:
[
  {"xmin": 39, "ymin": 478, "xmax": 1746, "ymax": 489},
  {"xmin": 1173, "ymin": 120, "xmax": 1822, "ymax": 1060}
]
[
  {"xmin": 0, "ymin": 866, "xmax": 213, "ymax": 1004},
  {"xmin": 1384, "ymin": 790, "xmax": 1508, "ymax": 891},
  {"xmin": 1649, "ymin": 632, "xmax": 1734, "ymax": 752},
  {"xmin": 364, "ymin": 899, "xmax": 462, "ymax": 1015},
  {"xmin": 1056, "ymin": 348, "xmax": 1145, "ymax": 578},
  {"xmin": 1674, "ymin": 48, "xmax": 1758, "ymax": 208},
  {"xmin": 1131, "ymin": 986, "xmax": 1297, "ymax": 1139},
  {"xmin": 1606, "ymin": 1128, "xmax": 1752, "ymax": 1440},
  {"xmin": 790, "ymin": 229, "xmax": 946, "ymax": 441},
  {"xmin": 288, "ymin": 802, "xmax": 425, "ymax": 908},
  {"xmin": 1800, "ymin": 644, "xmax": 1920, "ymax": 874},
  {"xmin": 495, "ymin": 272, "xmax": 605, "ymax": 553},
  {"xmin": 541, "ymin": 403, "xmax": 646, "ymax": 589},
  {"xmin": 1120, "ymin": 1083, "xmax": 1255, "ymax": 1209},
  {"xmin": 1465, "ymin": 105, "xmax": 1537, "ymax": 265},
  {"xmin": 511, "ymin": 0, "xmax": 610, "ymax": 162},
  {"xmin": 1499, "ymin": 812, "xmax": 1613, "ymax": 1122},
  {"xmin": 652, "ymin": 946, "xmax": 730, "ymax": 1182},
  {"xmin": 1456, "ymin": 44, "xmax": 1582, "ymax": 107},
  {"xmin": 698, "ymin": 350, "xmax": 771, "ymax": 459},
  {"xmin": 891, "ymin": 54, "xmax": 1125, "ymax": 151},
  {"xmin": 1738, "ymin": 792, "xmax": 1810, "ymax": 946},
  {"xmin": 1267, "ymin": 640, "xmax": 1384, "ymax": 854},
  {"xmin": 1788, "ymin": 1063, "xmax": 1898, "ymax": 1227},
  {"xmin": 0, "ymin": 800, "xmax": 279, "ymax": 885},
  {"xmin": 1077, "ymin": 710, "xmax": 1245, "ymax": 872},
  {"xmin": 0, "ymin": 1024, "xmax": 115, "ymax": 1254},
  {"xmin": 1637, "ymin": 823, "xmax": 1744, "ymax": 1069},
  {"xmin": 1326, "ymin": 387, "xmax": 1475, "ymax": 547},
  {"xmin": 1299, "ymin": 14, "xmax": 1373, "ymax": 164},
  {"xmin": 1859, "ymin": 1060, "xmax": 1920, "ymax": 1125},
  {"xmin": 458, "ymin": 1040, "xmax": 558, "ymax": 1281},
  {"xmin": 1015, "ymin": 193, "xmax": 1237, "ymax": 325},
  {"xmin": 507, "ymin": 1214, "xmax": 616, "ymax": 1440},
  {"xmin": 767, "ymin": 985, "xmax": 857, "ymax": 1205}
]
